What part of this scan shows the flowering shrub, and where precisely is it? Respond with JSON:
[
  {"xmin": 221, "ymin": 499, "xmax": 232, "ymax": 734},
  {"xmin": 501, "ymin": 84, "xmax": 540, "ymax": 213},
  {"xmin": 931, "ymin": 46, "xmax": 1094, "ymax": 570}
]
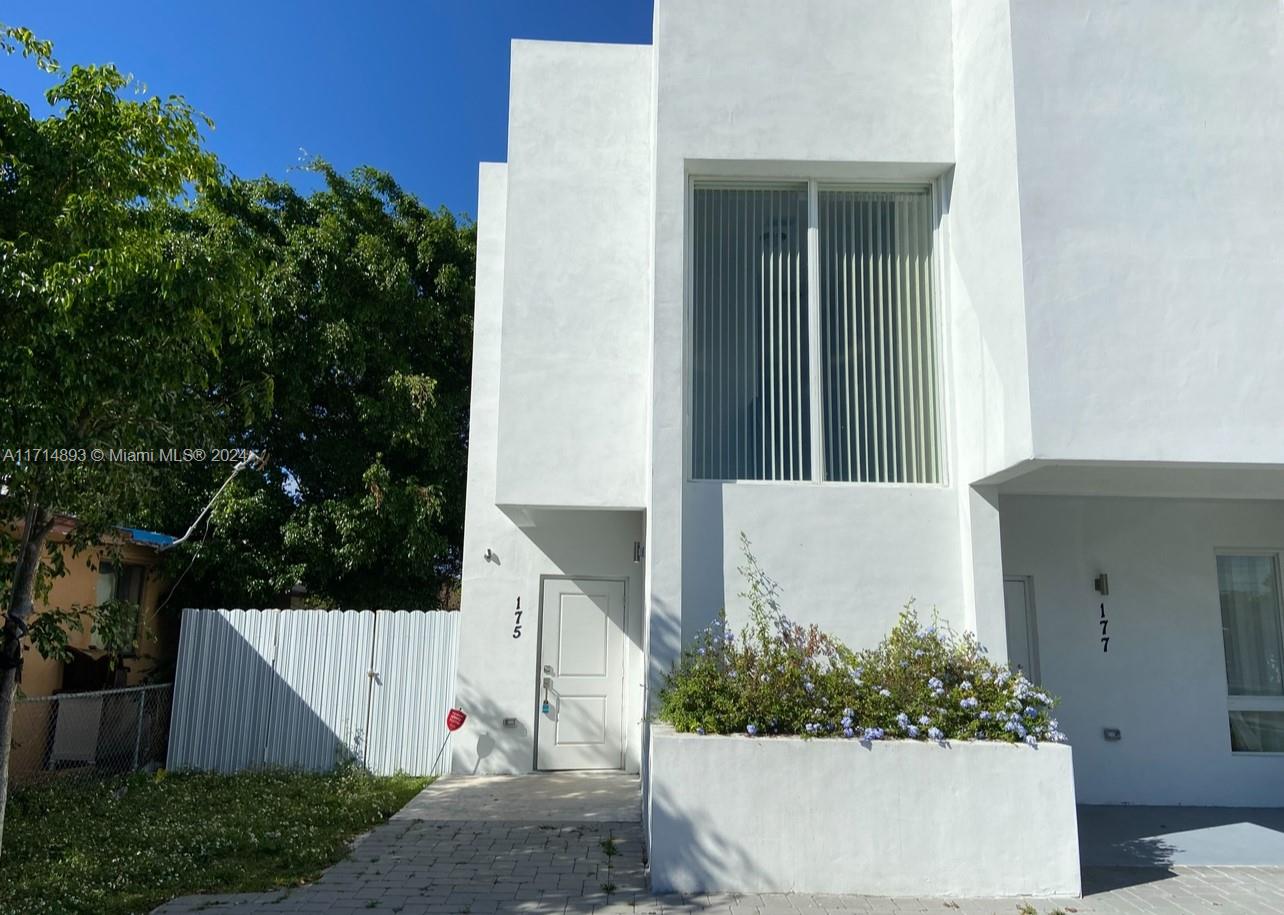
[{"xmin": 656, "ymin": 537, "xmax": 1066, "ymax": 746}]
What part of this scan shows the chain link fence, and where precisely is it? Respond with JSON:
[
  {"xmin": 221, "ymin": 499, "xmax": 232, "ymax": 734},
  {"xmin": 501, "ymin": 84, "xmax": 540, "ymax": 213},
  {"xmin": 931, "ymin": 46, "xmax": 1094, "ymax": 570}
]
[{"xmin": 9, "ymin": 683, "xmax": 173, "ymax": 788}]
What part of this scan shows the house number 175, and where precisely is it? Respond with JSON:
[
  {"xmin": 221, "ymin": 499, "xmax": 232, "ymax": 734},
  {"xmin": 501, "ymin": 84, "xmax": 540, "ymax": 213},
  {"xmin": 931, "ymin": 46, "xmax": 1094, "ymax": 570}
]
[{"xmin": 513, "ymin": 596, "xmax": 522, "ymax": 639}]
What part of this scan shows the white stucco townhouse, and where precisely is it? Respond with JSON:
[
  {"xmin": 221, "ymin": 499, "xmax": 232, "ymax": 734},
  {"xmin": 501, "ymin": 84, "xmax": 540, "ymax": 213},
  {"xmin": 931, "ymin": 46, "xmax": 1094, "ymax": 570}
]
[{"xmin": 453, "ymin": 0, "xmax": 1284, "ymax": 816}]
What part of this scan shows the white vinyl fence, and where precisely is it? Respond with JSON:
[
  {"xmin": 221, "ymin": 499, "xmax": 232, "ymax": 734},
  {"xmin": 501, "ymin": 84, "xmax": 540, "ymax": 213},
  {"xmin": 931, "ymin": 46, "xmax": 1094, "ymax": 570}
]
[{"xmin": 168, "ymin": 608, "xmax": 459, "ymax": 776}]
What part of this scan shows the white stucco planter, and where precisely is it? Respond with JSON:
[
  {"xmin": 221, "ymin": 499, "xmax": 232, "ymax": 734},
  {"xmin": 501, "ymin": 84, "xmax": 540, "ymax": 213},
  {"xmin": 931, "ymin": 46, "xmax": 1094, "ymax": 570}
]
[{"xmin": 648, "ymin": 726, "xmax": 1080, "ymax": 897}]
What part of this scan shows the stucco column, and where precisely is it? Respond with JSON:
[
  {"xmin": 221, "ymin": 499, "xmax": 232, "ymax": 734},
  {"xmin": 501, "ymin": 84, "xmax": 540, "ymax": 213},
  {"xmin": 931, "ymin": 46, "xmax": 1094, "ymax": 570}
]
[{"xmin": 961, "ymin": 483, "xmax": 1008, "ymax": 660}]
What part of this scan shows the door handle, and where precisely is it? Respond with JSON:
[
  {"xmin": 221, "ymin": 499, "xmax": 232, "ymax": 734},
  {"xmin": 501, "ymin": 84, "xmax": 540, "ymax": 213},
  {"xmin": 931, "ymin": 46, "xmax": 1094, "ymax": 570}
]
[{"xmin": 543, "ymin": 664, "xmax": 555, "ymax": 675}]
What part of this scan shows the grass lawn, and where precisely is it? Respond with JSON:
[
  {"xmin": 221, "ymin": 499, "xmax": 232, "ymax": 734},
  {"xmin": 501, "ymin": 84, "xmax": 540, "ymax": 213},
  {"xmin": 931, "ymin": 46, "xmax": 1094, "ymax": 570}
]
[{"xmin": 0, "ymin": 766, "xmax": 428, "ymax": 915}]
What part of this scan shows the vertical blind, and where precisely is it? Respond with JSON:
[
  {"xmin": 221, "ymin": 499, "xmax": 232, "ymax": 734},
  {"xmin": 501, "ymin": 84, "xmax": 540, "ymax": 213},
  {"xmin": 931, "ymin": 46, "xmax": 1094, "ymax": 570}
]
[
  {"xmin": 690, "ymin": 185, "xmax": 811, "ymax": 481},
  {"xmin": 819, "ymin": 189, "xmax": 940, "ymax": 483},
  {"xmin": 690, "ymin": 181, "xmax": 941, "ymax": 483}
]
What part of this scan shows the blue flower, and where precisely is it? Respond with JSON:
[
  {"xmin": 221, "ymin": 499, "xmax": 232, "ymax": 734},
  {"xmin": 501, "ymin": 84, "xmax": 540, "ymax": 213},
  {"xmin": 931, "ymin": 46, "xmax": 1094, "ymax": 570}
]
[
  {"xmin": 878, "ymin": 688, "xmax": 891, "ymax": 698},
  {"xmin": 843, "ymin": 727, "xmax": 855, "ymax": 738},
  {"xmin": 804, "ymin": 680, "xmax": 815, "ymax": 693},
  {"xmin": 979, "ymin": 710, "xmax": 992, "ymax": 720},
  {"xmin": 746, "ymin": 724, "xmax": 758, "ymax": 736},
  {"xmin": 697, "ymin": 648, "xmax": 706, "ymax": 655},
  {"xmin": 906, "ymin": 724, "xmax": 920, "ymax": 738},
  {"xmin": 843, "ymin": 707, "xmax": 854, "ymax": 718},
  {"xmin": 960, "ymin": 680, "xmax": 973, "ymax": 692},
  {"xmin": 927, "ymin": 677, "xmax": 944, "ymax": 690},
  {"xmin": 980, "ymin": 670, "xmax": 993, "ymax": 683},
  {"xmin": 862, "ymin": 727, "xmax": 885, "ymax": 741},
  {"xmin": 1024, "ymin": 706, "xmax": 1038, "ymax": 719},
  {"xmin": 896, "ymin": 712, "xmax": 910, "ymax": 729},
  {"xmin": 918, "ymin": 715, "xmax": 931, "ymax": 726},
  {"xmin": 841, "ymin": 716, "xmax": 853, "ymax": 729},
  {"xmin": 913, "ymin": 649, "xmax": 925, "ymax": 658},
  {"xmin": 1024, "ymin": 735, "xmax": 1038, "ymax": 747},
  {"xmin": 960, "ymin": 697, "xmax": 978, "ymax": 709},
  {"xmin": 927, "ymin": 726, "xmax": 943, "ymax": 741},
  {"xmin": 695, "ymin": 727, "xmax": 706, "ymax": 735}
]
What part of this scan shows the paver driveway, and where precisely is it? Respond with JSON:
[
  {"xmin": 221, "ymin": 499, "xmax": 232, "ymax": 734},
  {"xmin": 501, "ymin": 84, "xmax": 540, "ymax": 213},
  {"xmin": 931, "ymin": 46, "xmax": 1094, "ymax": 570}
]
[{"xmin": 154, "ymin": 773, "xmax": 1284, "ymax": 915}]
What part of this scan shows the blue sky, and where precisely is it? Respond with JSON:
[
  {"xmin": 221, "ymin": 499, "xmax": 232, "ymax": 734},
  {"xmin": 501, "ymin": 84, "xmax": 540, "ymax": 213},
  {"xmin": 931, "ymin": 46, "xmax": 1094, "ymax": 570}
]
[{"xmin": 1, "ymin": 1, "xmax": 653, "ymax": 219}]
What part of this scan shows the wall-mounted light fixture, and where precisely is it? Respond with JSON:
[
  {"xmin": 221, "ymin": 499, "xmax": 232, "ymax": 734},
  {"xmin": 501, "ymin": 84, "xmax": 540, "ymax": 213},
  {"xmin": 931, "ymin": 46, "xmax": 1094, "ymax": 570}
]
[
  {"xmin": 1094, "ymin": 573, "xmax": 1109, "ymax": 596},
  {"xmin": 633, "ymin": 541, "xmax": 645, "ymax": 564}
]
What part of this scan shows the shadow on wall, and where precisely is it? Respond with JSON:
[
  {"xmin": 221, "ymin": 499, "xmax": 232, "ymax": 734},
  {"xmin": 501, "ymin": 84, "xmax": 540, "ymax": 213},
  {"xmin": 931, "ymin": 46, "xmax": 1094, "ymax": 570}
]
[
  {"xmin": 451, "ymin": 680, "xmax": 531, "ymax": 774},
  {"xmin": 647, "ymin": 762, "xmax": 756, "ymax": 895},
  {"xmin": 523, "ymin": 507, "xmax": 647, "ymax": 654}
]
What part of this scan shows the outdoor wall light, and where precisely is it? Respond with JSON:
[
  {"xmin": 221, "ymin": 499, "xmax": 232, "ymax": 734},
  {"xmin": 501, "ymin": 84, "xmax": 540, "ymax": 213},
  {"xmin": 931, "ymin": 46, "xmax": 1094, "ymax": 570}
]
[{"xmin": 1094, "ymin": 573, "xmax": 1109, "ymax": 596}]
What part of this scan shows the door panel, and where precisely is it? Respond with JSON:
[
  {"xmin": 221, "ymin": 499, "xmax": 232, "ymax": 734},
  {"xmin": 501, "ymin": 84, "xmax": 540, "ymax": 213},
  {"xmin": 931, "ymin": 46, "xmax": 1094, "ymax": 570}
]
[
  {"xmin": 1003, "ymin": 575, "xmax": 1040, "ymax": 682},
  {"xmin": 537, "ymin": 578, "xmax": 626, "ymax": 770}
]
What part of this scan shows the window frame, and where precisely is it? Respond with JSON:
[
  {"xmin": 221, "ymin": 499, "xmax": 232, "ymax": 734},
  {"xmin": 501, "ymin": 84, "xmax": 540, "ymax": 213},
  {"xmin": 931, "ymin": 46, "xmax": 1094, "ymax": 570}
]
[
  {"xmin": 1215, "ymin": 548, "xmax": 1284, "ymax": 755},
  {"xmin": 683, "ymin": 174, "xmax": 948, "ymax": 486},
  {"xmin": 92, "ymin": 560, "xmax": 146, "ymax": 657}
]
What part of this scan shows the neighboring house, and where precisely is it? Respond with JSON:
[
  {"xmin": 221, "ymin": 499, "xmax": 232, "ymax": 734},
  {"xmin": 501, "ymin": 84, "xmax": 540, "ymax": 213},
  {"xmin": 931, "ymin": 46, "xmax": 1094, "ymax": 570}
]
[
  {"xmin": 454, "ymin": 0, "xmax": 1284, "ymax": 812},
  {"xmin": 16, "ymin": 517, "xmax": 176, "ymax": 698}
]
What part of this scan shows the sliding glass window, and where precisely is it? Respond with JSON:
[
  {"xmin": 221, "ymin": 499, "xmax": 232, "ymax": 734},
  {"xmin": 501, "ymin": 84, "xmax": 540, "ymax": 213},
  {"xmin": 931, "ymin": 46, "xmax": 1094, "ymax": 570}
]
[
  {"xmin": 1217, "ymin": 552, "xmax": 1284, "ymax": 752},
  {"xmin": 689, "ymin": 180, "xmax": 941, "ymax": 483}
]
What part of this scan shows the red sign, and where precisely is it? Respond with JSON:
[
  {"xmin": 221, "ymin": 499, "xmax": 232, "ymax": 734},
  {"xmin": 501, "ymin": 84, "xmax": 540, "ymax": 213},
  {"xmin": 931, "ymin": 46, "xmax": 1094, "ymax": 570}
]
[{"xmin": 446, "ymin": 708, "xmax": 467, "ymax": 732}]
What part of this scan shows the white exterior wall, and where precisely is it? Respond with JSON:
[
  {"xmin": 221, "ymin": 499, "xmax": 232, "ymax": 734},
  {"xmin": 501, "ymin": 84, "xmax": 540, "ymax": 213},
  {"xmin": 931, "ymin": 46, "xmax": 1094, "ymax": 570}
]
[
  {"xmin": 455, "ymin": 164, "xmax": 647, "ymax": 774},
  {"xmin": 946, "ymin": 0, "xmax": 1035, "ymax": 657},
  {"xmin": 457, "ymin": 1, "xmax": 1284, "ymax": 810},
  {"xmin": 1001, "ymin": 494, "xmax": 1284, "ymax": 806},
  {"xmin": 1009, "ymin": 0, "xmax": 1284, "ymax": 464},
  {"xmin": 494, "ymin": 40, "xmax": 653, "ymax": 510},
  {"xmin": 648, "ymin": 0, "xmax": 962, "ymax": 693},
  {"xmin": 650, "ymin": 727, "xmax": 1080, "ymax": 896}
]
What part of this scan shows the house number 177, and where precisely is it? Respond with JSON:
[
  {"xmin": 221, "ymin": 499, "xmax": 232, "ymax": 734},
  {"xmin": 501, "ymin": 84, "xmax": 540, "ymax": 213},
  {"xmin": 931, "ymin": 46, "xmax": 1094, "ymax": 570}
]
[{"xmin": 1100, "ymin": 602, "xmax": 1109, "ymax": 653}]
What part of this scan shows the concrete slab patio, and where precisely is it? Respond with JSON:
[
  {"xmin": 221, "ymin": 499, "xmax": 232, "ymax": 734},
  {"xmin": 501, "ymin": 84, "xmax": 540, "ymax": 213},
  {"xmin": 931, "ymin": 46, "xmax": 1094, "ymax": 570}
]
[
  {"xmin": 153, "ymin": 774, "xmax": 1284, "ymax": 915},
  {"xmin": 1079, "ymin": 805, "xmax": 1284, "ymax": 867}
]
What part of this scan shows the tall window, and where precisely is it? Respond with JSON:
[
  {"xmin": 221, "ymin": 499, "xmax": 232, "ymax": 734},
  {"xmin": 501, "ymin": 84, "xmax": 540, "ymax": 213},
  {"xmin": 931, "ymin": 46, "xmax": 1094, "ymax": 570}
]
[
  {"xmin": 1217, "ymin": 553, "xmax": 1284, "ymax": 752},
  {"xmin": 689, "ymin": 181, "xmax": 941, "ymax": 483},
  {"xmin": 92, "ymin": 561, "xmax": 145, "ymax": 655}
]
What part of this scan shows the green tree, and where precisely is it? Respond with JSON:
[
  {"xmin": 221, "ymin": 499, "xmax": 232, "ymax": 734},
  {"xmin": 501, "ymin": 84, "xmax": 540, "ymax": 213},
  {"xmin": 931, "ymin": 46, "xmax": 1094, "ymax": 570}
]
[
  {"xmin": 153, "ymin": 165, "xmax": 475, "ymax": 610},
  {"xmin": 0, "ymin": 27, "xmax": 261, "ymax": 851}
]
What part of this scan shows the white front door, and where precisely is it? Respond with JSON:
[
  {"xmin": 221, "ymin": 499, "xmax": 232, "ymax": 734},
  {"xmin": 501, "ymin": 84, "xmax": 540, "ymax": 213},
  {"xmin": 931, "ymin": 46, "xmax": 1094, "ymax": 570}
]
[
  {"xmin": 1003, "ymin": 575, "xmax": 1041, "ymax": 682},
  {"xmin": 537, "ymin": 577, "xmax": 626, "ymax": 770}
]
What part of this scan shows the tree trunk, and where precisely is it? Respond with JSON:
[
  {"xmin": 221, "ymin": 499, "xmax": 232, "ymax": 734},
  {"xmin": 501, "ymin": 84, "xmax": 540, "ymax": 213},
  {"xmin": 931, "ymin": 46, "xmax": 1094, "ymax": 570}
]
[{"xmin": 0, "ymin": 503, "xmax": 53, "ymax": 858}]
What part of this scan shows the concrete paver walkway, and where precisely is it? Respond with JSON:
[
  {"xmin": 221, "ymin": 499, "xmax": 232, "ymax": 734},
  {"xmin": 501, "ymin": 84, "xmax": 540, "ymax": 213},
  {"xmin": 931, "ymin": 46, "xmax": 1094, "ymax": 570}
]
[{"xmin": 154, "ymin": 774, "xmax": 1284, "ymax": 915}]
